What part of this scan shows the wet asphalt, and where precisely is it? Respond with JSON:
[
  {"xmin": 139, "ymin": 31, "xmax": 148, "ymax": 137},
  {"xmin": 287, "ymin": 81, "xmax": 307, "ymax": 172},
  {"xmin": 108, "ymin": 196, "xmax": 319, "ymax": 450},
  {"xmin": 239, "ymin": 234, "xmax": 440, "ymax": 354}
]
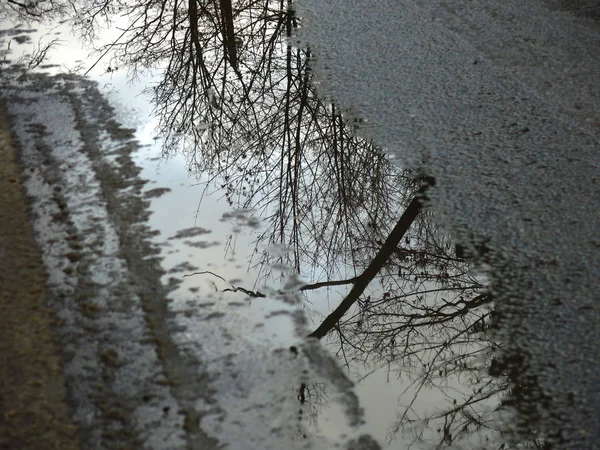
[{"xmin": 297, "ymin": 0, "xmax": 599, "ymax": 447}]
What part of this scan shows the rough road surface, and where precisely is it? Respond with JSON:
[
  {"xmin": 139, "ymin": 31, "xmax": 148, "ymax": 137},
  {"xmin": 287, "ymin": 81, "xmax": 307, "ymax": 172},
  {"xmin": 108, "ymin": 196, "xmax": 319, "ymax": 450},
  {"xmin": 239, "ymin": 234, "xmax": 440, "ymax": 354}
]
[
  {"xmin": 0, "ymin": 96, "xmax": 81, "ymax": 450},
  {"xmin": 297, "ymin": 0, "xmax": 600, "ymax": 447}
]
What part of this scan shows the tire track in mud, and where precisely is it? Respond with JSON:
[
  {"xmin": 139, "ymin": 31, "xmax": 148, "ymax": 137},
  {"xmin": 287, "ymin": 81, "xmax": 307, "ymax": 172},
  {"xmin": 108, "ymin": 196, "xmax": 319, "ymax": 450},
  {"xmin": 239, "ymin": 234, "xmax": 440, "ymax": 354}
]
[
  {"xmin": 1, "ymin": 70, "xmax": 220, "ymax": 450},
  {"xmin": 0, "ymin": 100, "xmax": 81, "ymax": 450}
]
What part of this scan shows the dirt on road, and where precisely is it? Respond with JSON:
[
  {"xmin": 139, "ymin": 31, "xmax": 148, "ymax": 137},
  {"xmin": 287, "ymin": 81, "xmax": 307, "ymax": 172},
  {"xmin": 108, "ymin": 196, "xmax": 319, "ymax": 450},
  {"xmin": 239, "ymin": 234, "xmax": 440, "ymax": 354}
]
[
  {"xmin": 0, "ymin": 70, "xmax": 219, "ymax": 450},
  {"xmin": 0, "ymin": 102, "xmax": 81, "ymax": 449}
]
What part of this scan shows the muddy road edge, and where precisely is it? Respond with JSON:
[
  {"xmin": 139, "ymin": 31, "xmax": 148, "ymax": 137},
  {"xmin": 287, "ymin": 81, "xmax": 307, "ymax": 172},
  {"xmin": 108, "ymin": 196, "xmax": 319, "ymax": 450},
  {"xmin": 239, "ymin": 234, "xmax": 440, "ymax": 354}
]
[
  {"xmin": 0, "ymin": 71, "xmax": 221, "ymax": 450},
  {"xmin": 0, "ymin": 98, "xmax": 82, "ymax": 450}
]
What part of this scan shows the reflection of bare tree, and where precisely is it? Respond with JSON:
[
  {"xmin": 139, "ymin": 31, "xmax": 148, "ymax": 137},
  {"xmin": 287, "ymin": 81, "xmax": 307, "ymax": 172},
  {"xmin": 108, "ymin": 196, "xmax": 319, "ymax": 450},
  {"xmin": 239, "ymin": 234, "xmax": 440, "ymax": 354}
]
[
  {"xmin": 58, "ymin": 4, "xmax": 517, "ymax": 446},
  {"xmin": 17, "ymin": 37, "xmax": 61, "ymax": 69},
  {"xmin": 1, "ymin": 1, "xmax": 69, "ymax": 69},
  {"xmin": 61, "ymin": 0, "xmax": 406, "ymax": 282},
  {"xmin": 303, "ymin": 220, "xmax": 553, "ymax": 448},
  {"xmin": 309, "ymin": 217, "xmax": 505, "ymax": 447},
  {"xmin": 300, "ymin": 230, "xmax": 543, "ymax": 449},
  {"xmin": 6, "ymin": 3, "xmax": 549, "ymax": 448},
  {"xmin": 1, "ymin": 0, "xmax": 68, "ymax": 21},
  {"xmin": 186, "ymin": 173, "xmax": 505, "ymax": 447},
  {"xmin": 8, "ymin": 0, "xmax": 409, "ymax": 287}
]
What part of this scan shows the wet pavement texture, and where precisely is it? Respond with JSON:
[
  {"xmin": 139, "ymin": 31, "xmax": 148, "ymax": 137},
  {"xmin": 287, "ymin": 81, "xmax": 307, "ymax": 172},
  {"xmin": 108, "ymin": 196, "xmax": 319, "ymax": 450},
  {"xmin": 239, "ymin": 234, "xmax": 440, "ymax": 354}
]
[
  {"xmin": 1, "ymin": 71, "xmax": 206, "ymax": 449},
  {"xmin": 0, "ymin": 1, "xmax": 599, "ymax": 449},
  {"xmin": 298, "ymin": 0, "xmax": 600, "ymax": 447}
]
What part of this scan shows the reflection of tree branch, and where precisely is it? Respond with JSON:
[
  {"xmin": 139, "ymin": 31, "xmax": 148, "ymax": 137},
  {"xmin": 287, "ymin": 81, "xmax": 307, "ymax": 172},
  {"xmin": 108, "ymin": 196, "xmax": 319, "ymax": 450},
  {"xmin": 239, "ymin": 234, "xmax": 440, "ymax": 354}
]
[
  {"xmin": 367, "ymin": 292, "xmax": 491, "ymax": 333},
  {"xmin": 6, "ymin": 0, "xmax": 41, "ymax": 17},
  {"xmin": 188, "ymin": 0, "xmax": 211, "ymax": 87},
  {"xmin": 222, "ymin": 286, "xmax": 265, "ymax": 298},
  {"xmin": 219, "ymin": 0, "xmax": 238, "ymax": 70},
  {"xmin": 183, "ymin": 270, "xmax": 227, "ymax": 282},
  {"xmin": 84, "ymin": 15, "xmax": 143, "ymax": 76},
  {"xmin": 184, "ymin": 269, "xmax": 362, "ymax": 299},
  {"xmin": 308, "ymin": 178, "xmax": 435, "ymax": 339},
  {"xmin": 300, "ymin": 276, "xmax": 360, "ymax": 292},
  {"xmin": 184, "ymin": 270, "xmax": 267, "ymax": 297},
  {"xmin": 3, "ymin": 0, "xmax": 68, "ymax": 21},
  {"xmin": 17, "ymin": 37, "xmax": 60, "ymax": 69},
  {"xmin": 183, "ymin": 175, "xmax": 433, "ymax": 314}
]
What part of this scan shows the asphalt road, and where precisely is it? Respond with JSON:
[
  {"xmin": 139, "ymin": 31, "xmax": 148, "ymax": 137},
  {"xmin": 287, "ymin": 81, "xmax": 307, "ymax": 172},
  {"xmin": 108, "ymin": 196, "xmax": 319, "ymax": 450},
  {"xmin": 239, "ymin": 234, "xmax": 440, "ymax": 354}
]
[{"xmin": 297, "ymin": 0, "xmax": 600, "ymax": 447}]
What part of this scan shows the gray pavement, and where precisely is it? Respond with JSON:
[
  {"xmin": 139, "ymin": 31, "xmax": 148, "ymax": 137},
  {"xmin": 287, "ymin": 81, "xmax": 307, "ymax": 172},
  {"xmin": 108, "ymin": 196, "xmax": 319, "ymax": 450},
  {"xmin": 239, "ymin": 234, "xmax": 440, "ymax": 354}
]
[{"xmin": 297, "ymin": 0, "xmax": 600, "ymax": 447}]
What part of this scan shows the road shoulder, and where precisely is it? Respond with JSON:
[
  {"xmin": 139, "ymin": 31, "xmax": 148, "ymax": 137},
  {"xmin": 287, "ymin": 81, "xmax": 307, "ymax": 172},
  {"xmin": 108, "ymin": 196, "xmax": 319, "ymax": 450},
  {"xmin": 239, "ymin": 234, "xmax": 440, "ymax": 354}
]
[{"xmin": 0, "ymin": 101, "xmax": 81, "ymax": 449}]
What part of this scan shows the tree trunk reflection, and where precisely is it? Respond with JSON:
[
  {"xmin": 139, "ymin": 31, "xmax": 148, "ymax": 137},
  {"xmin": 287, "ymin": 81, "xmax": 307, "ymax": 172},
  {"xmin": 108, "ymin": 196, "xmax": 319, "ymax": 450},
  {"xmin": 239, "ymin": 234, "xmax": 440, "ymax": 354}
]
[{"xmin": 4, "ymin": 2, "xmax": 551, "ymax": 448}]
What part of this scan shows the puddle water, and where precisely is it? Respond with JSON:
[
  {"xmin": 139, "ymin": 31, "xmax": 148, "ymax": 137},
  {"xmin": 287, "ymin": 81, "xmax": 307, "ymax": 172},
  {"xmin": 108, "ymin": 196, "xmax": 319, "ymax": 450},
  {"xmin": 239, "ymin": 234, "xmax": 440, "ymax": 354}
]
[{"xmin": 3, "ymin": 2, "xmax": 589, "ymax": 449}]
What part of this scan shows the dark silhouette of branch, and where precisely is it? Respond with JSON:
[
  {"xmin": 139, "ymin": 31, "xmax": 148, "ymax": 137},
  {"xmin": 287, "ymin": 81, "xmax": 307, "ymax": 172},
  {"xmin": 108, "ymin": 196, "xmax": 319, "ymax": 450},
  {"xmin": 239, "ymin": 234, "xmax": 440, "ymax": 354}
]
[
  {"xmin": 222, "ymin": 286, "xmax": 265, "ymax": 298},
  {"xmin": 184, "ymin": 269, "xmax": 362, "ymax": 299},
  {"xmin": 3, "ymin": 0, "xmax": 68, "ymax": 20},
  {"xmin": 6, "ymin": 0, "xmax": 41, "ymax": 16},
  {"xmin": 219, "ymin": 0, "xmax": 238, "ymax": 70},
  {"xmin": 300, "ymin": 276, "xmax": 360, "ymax": 291},
  {"xmin": 183, "ymin": 270, "xmax": 227, "ymax": 282},
  {"xmin": 183, "ymin": 270, "xmax": 266, "ymax": 297},
  {"xmin": 308, "ymin": 177, "xmax": 435, "ymax": 339}
]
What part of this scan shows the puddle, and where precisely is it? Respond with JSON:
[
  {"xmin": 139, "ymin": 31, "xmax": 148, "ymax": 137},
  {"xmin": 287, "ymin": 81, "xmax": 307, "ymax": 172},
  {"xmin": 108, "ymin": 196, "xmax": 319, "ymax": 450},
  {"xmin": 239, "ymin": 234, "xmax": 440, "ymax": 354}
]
[
  {"xmin": 4, "ymin": 1, "xmax": 597, "ymax": 449},
  {"xmin": 1, "ymin": 14, "xmax": 379, "ymax": 450}
]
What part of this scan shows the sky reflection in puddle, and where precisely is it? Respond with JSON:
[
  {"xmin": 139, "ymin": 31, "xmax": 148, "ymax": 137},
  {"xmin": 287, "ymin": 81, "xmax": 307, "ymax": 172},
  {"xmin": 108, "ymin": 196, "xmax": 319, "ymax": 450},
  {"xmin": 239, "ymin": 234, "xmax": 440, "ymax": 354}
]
[{"xmin": 0, "ymin": 7, "xmax": 518, "ymax": 449}]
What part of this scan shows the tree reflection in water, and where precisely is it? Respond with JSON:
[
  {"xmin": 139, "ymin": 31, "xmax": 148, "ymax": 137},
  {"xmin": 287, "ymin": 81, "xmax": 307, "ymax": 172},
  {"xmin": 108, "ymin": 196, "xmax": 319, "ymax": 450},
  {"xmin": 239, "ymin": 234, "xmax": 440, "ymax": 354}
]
[{"xmin": 6, "ymin": 1, "xmax": 549, "ymax": 448}]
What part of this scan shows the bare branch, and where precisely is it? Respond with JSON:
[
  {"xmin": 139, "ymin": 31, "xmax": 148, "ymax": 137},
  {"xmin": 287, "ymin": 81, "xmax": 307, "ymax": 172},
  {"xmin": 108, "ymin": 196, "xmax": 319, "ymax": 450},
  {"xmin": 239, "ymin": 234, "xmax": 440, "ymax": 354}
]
[{"xmin": 308, "ymin": 178, "xmax": 436, "ymax": 339}]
